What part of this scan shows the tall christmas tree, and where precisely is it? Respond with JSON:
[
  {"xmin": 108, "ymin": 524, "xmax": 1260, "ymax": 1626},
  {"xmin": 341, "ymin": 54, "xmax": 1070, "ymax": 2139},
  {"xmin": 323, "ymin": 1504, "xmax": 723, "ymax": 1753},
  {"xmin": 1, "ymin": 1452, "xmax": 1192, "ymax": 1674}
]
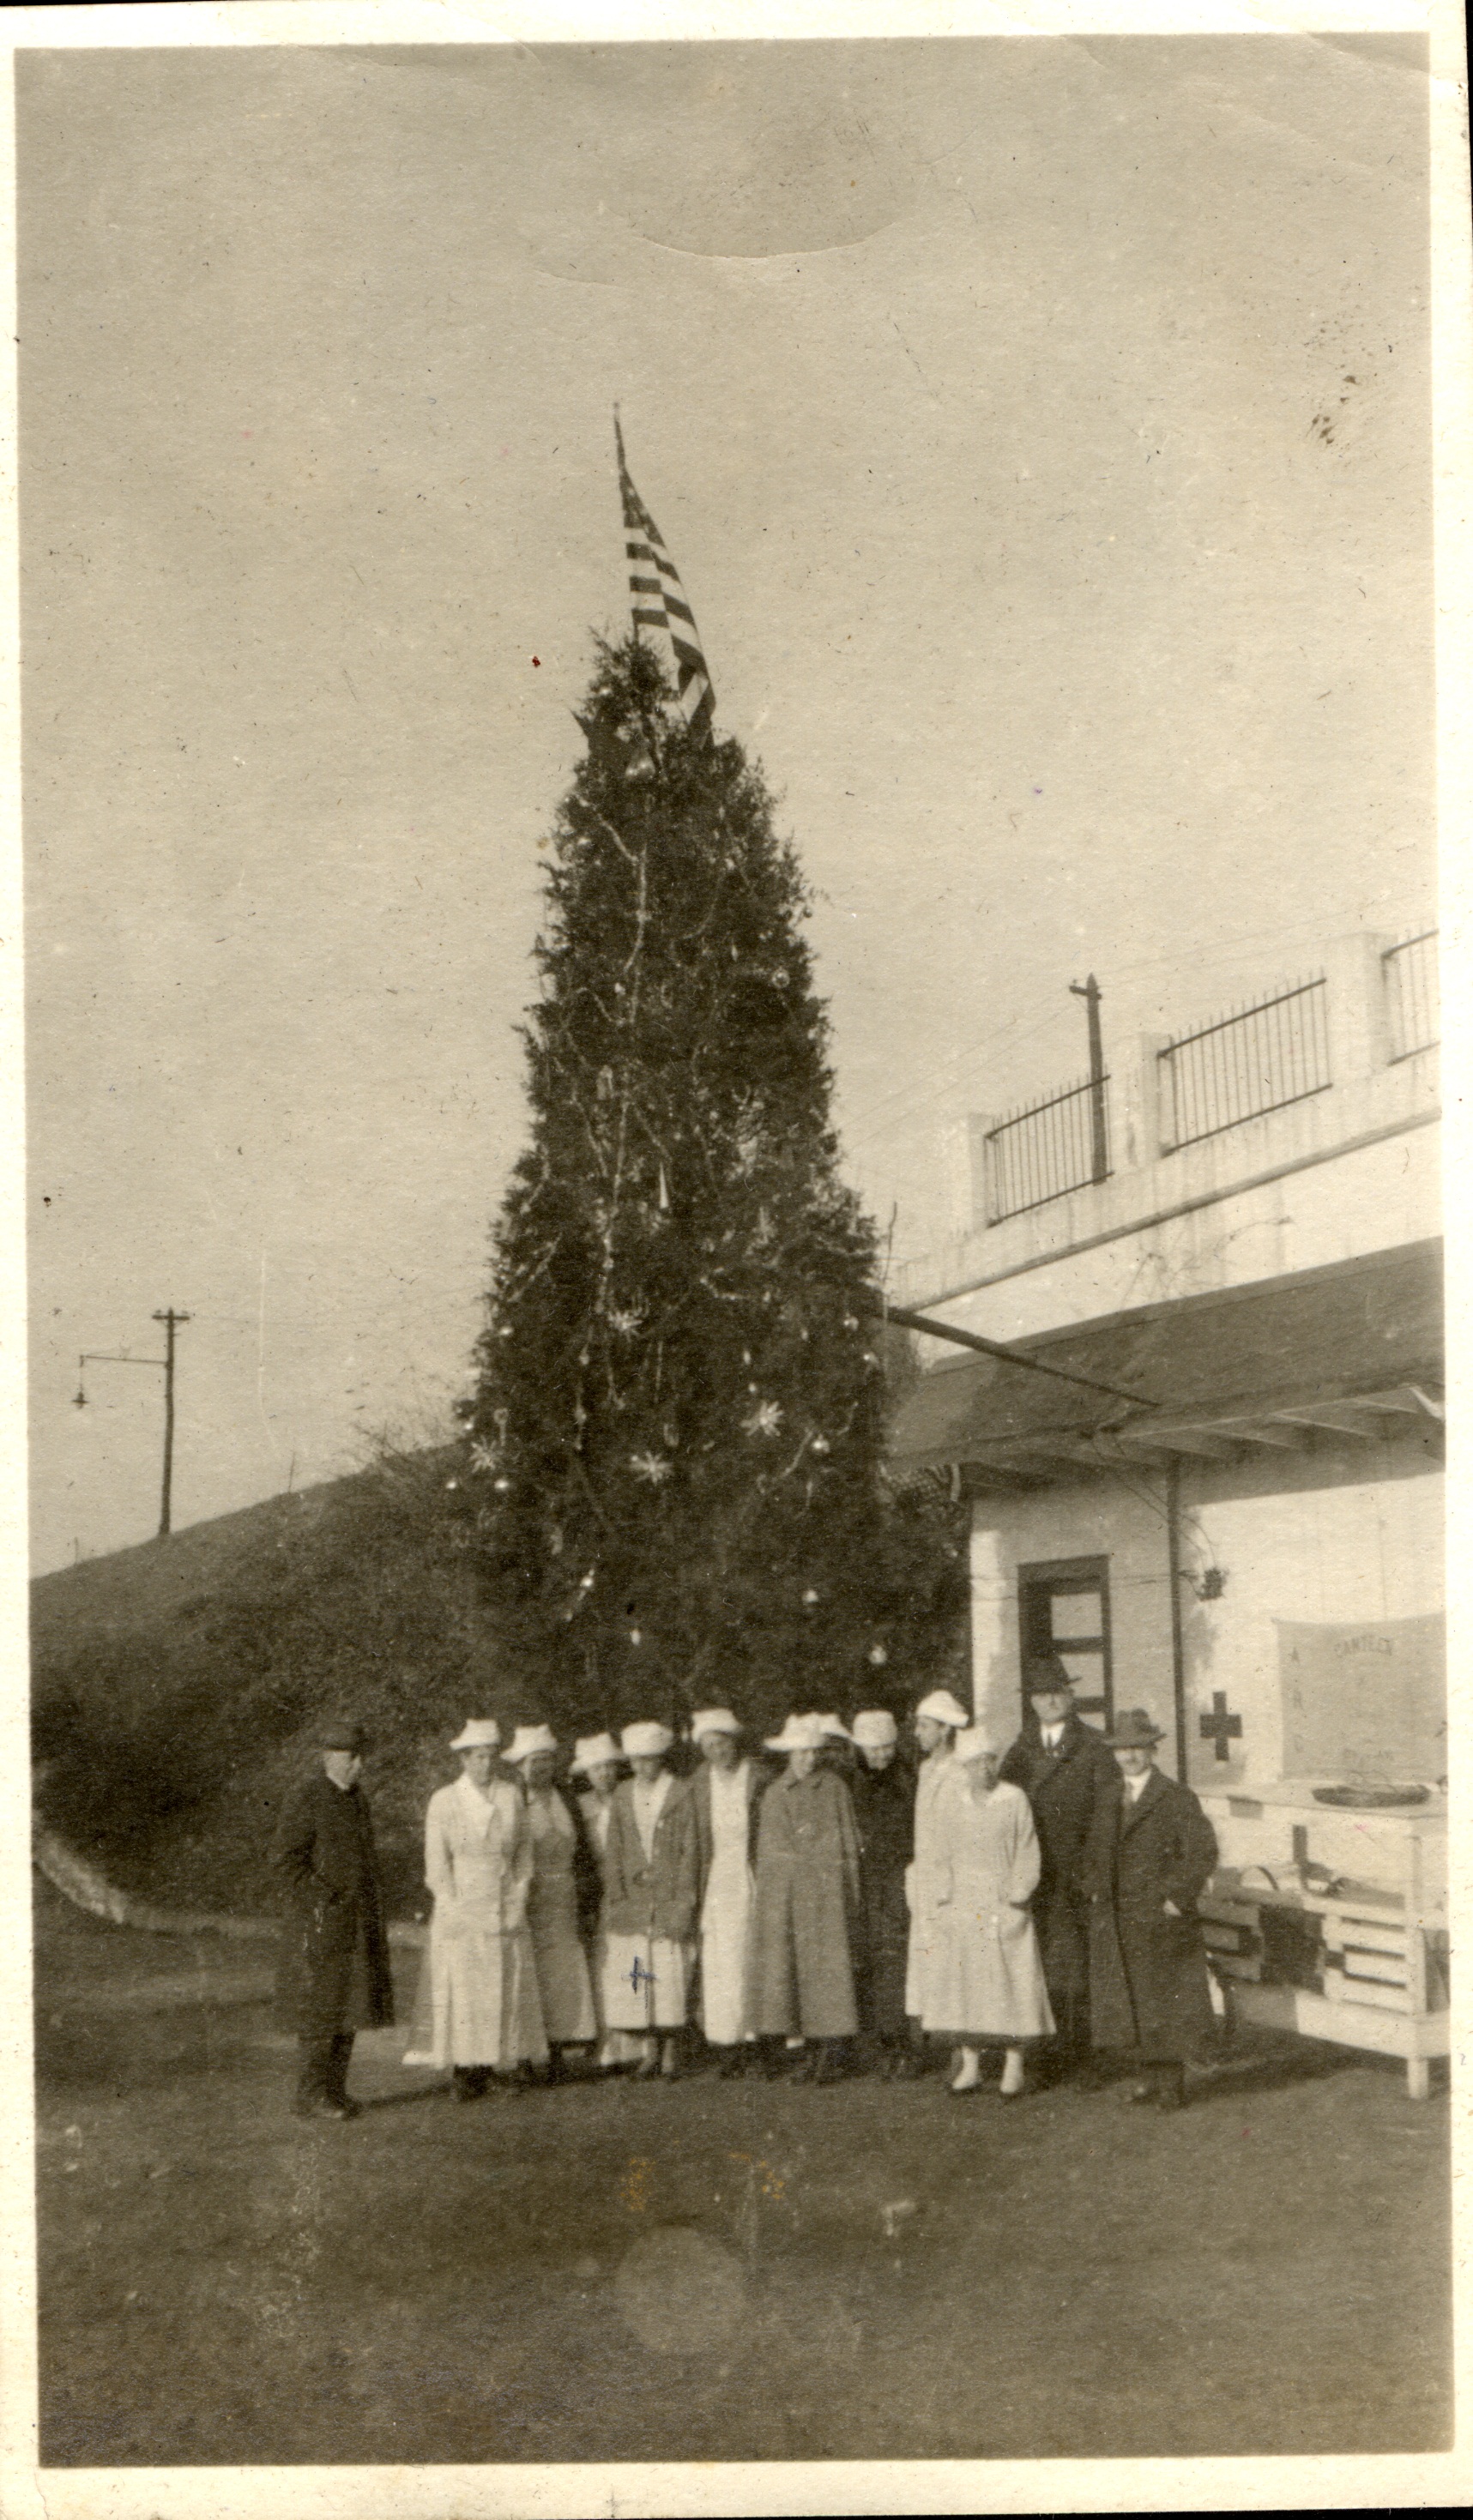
[{"xmin": 461, "ymin": 451, "xmax": 963, "ymax": 1738}]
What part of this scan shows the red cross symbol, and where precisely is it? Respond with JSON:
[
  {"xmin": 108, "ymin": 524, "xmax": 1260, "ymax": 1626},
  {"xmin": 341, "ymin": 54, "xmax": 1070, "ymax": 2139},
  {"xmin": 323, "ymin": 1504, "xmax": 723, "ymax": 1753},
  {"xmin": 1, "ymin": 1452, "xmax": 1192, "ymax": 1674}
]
[{"xmin": 1199, "ymin": 1691, "xmax": 1243, "ymax": 1762}]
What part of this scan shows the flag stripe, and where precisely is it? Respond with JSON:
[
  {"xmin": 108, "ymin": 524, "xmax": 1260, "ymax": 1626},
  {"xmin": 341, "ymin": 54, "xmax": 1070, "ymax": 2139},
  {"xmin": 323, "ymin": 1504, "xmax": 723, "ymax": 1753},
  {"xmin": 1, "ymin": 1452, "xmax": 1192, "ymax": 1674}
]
[{"xmin": 614, "ymin": 415, "xmax": 715, "ymax": 741}]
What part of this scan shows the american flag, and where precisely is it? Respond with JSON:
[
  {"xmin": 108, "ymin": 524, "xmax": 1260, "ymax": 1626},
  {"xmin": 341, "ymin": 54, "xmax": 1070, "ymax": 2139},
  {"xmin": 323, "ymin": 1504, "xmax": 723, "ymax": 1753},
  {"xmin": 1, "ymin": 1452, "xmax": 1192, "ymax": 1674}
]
[{"xmin": 615, "ymin": 414, "xmax": 715, "ymax": 741}]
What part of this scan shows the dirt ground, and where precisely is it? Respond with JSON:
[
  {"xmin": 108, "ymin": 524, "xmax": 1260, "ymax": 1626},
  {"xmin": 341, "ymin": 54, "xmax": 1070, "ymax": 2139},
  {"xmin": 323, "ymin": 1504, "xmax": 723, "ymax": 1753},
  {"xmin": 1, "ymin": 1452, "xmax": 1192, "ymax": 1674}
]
[{"xmin": 34, "ymin": 1889, "xmax": 1451, "ymax": 2469}]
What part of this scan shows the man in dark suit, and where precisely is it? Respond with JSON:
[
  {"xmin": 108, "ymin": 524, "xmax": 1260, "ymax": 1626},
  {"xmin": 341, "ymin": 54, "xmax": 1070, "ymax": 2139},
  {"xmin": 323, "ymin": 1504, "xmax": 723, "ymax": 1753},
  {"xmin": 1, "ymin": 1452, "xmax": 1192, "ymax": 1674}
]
[
  {"xmin": 999, "ymin": 1654, "xmax": 1117, "ymax": 2083},
  {"xmin": 272, "ymin": 1715, "xmax": 394, "ymax": 2120},
  {"xmin": 1082, "ymin": 1707, "xmax": 1220, "ymax": 2111}
]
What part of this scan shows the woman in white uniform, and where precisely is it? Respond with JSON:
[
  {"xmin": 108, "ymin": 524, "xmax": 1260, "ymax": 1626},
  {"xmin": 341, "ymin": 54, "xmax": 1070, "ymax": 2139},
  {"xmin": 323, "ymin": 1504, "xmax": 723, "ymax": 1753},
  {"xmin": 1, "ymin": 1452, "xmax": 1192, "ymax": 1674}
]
[
  {"xmin": 904, "ymin": 1687, "xmax": 972, "ymax": 2041},
  {"xmin": 506, "ymin": 1723, "xmax": 599, "ymax": 2075},
  {"xmin": 923, "ymin": 1726, "xmax": 1054, "ymax": 2095},
  {"xmin": 601, "ymin": 1721, "xmax": 698, "ymax": 2079},
  {"xmin": 404, "ymin": 1718, "xmax": 546, "ymax": 2099},
  {"xmin": 688, "ymin": 1709, "xmax": 766, "ymax": 2075},
  {"xmin": 572, "ymin": 1732, "xmax": 643, "ymax": 2072}
]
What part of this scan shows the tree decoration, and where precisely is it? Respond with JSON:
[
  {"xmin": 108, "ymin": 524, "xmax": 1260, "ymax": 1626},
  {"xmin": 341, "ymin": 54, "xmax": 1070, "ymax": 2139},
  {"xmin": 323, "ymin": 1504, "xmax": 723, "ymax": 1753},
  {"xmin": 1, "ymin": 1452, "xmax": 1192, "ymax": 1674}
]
[{"xmin": 462, "ymin": 634, "xmax": 965, "ymax": 1739}]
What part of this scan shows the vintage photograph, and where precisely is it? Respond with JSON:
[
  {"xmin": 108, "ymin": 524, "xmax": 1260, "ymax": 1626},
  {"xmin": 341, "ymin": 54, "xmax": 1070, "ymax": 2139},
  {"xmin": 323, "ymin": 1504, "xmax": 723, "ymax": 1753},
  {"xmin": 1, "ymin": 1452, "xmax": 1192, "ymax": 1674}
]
[{"xmin": 19, "ymin": 12, "xmax": 1453, "ymax": 2493}]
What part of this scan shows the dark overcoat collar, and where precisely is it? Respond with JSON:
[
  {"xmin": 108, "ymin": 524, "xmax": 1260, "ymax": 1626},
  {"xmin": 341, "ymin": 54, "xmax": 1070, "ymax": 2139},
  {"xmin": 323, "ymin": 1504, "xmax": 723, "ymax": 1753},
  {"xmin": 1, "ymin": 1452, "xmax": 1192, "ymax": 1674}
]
[{"xmin": 1118, "ymin": 1763, "xmax": 1168, "ymax": 1833}]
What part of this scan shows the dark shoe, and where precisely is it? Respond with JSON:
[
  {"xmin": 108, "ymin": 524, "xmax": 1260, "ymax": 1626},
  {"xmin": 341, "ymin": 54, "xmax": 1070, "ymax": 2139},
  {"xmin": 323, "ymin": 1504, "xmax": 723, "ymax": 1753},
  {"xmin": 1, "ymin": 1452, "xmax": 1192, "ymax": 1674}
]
[
  {"xmin": 715, "ymin": 2049, "xmax": 748, "ymax": 2079},
  {"xmin": 295, "ymin": 2095, "xmax": 353, "ymax": 2122},
  {"xmin": 812, "ymin": 2047, "xmax": 847, "ymax": 2087},
  {"xmin": 633, "ymin": 2057, "xmax": 661, "ymax": 2081},
  {"xmin": 890, "ymin": 2047, "xmax": 927, "ymax": 2082}
]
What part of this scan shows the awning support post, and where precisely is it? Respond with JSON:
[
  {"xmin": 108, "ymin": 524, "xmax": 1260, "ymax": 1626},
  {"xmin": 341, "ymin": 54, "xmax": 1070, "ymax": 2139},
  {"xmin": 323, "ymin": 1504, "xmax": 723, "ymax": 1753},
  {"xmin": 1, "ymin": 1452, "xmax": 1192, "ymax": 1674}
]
[{"xmin": 1166, "ymin": 1455, "xmax": 1189, "ymax": 1782}]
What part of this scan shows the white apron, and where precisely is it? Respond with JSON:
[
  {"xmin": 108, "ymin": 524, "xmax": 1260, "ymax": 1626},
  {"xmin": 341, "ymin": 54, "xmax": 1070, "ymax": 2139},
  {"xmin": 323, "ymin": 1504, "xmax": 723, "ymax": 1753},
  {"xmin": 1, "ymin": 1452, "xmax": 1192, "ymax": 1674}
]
[
  {"xmin": 904, "ymin": 1747, "xmax": 959, "ymax": 2023},
  {"xmin": 406, "ymin": 1774, "xmax": 546, "ymax": 2068},
  {"xmin": 699, "ymin": 1763, "xmax": 755, "ymax": 2046}
]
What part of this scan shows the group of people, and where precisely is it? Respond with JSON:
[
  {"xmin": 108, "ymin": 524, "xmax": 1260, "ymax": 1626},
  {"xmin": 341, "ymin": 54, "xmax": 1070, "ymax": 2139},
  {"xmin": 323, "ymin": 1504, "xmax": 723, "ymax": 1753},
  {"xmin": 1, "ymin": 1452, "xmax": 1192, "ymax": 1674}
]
[{"xmin": 271, "ymin": 1652, "xmax": 1220, "ymax": 2122}]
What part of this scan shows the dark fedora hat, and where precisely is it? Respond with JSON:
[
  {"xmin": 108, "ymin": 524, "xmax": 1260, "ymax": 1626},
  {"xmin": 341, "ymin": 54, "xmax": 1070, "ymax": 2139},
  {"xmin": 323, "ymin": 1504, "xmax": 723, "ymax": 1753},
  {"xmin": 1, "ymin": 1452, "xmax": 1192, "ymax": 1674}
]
[
  {"xmin": 1106, "ymin": 1707, "xmax": 1164, "ymax": 1749},
  {"xmin": 1025, "ymin": 1653, "xmax": 1074, "ymax": 1696},
  {"xmin": 316, "ymin": 1715, "xmax": 368, "ymax": 1753}
]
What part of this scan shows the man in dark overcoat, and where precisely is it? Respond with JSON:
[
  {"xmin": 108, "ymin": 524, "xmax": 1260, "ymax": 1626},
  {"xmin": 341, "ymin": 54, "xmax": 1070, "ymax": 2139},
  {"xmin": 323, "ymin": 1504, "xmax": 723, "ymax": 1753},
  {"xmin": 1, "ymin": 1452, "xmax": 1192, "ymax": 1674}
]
[
  {"xmin": 272, "ymin": 1715, "xmax": 395, "ymax": 2119},
  {"xmin": 999, "ymin": 1653, "xmax": 1118, "ymax": 2083},
  {"xmin": 1081, "ymin": 1707, "xmax": 1219, "ymax": 2110}
]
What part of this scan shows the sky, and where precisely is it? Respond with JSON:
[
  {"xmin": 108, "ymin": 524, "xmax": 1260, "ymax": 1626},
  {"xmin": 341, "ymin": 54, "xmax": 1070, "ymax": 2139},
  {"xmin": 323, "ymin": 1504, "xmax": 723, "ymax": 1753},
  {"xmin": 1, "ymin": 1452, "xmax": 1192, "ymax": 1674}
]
[{"xmin": 21, "ymin": 32, "xmax": 1434, "ymax": 1572}]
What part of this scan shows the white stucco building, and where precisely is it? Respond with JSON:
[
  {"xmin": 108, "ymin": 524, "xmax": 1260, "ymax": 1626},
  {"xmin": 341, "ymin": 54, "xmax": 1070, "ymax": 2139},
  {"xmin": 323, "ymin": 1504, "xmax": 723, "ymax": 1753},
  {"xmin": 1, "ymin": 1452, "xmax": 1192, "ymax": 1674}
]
[{"xmin": 889, "ymin": 930, "xmax": 1445, "ymax": 2091}]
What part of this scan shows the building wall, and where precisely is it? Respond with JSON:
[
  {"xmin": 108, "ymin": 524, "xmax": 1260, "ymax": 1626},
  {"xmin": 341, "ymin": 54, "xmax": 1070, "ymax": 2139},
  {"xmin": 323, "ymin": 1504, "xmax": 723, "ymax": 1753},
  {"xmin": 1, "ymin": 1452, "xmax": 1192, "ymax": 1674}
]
[
  {"xmin": 1174, "ymin": 1433, "xmax": 1443, "ymax": 1794},
  {"xmin": 968, "ymin": 1430, "xmax": 1442, "ymax": 1796},
  {"xmin": 914, "ymin": 1102, "xmax": 1438, "ymax": 1349},
  {"xmin": 970, "ymin": 1474, "xmax": 1177, "ymax": 1766}
]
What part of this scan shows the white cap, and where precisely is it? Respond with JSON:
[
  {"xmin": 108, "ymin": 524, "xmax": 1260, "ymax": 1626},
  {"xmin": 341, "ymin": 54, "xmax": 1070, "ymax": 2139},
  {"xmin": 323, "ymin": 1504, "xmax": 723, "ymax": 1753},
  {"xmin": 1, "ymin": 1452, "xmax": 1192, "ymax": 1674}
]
[
  {"xmin": 691, "ymin": 1707, "xmax": 742, "ymax": 1740},
  {"xmin": 621, "ymin": 1720, "xmax": 673, "ymax": 1758},
  {"xmin": 570, "ymin": 1732, "xmax": 622, "ymax": 1774},
  {"xmin": 449, "ymin": 1718, "xmax": 501, "ymax": 1751},
  {"xmin": 810, "ymin": 1712, "xmax": 852, "ymax": 1742},
  {"xmin": 505, "ymin": 1722, "xmax": 558, "ymax": 1763},
  {"xmin": 954, "ymin": 1726, "xmax": 1000, "ymax": 1763},
  {"xmin": 851, "ymin": 1709, "xmax": 898, "ymax": 1749},
  {"xmin": 764, "ymin": 1714, "xmax": 829, "ymax": 1755},
  {"xmin": 915, "ymin": 1689, "xmax": 971, "ymax": 1730}
]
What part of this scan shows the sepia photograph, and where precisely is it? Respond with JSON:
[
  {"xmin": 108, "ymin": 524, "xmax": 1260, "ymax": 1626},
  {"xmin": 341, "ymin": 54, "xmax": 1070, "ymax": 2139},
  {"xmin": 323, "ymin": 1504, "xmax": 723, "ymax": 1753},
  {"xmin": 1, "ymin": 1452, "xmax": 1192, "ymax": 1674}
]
[{"xmin": 11, "ymin": 4, "xmax": 1466, "ymax": 2508}]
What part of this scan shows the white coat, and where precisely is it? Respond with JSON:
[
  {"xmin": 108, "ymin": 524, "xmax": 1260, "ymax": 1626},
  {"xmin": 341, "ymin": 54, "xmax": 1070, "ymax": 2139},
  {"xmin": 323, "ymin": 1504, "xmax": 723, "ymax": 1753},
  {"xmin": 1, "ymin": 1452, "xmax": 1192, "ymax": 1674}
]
[
  {"xmin": 921, "ymin": 1775, "xmax": 1055, "ymax": 2041},
  {"xmin": 407, "ymin": 1773, "xmax": 546, "ymax": 2068},
  {"xmin": 904, "ymin": 1746, "xmax": 959, "ymax": 2023}
]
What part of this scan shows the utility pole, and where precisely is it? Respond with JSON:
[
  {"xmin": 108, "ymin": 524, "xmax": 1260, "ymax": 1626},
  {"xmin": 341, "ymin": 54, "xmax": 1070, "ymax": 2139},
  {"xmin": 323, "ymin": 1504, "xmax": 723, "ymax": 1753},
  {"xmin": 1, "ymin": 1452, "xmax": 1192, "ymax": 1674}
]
[
  {"xmin": 74, "ymin": 1309, "xmax": 190, "ymax": 1539},
  {"xmin": 1069, "ymin": 973, "xmax": 1109, "ymax": 1184},
  {"xmin": 151, "ymin": 1309, "xmax": 190, "ymax": 1537}
]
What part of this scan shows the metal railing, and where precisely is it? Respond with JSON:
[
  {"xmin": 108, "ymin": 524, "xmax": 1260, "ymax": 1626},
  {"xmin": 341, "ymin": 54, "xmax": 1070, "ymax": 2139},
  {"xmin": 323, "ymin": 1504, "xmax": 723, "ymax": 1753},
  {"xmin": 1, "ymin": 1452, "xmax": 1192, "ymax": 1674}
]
[
  {"xmin": 1157, "ymin": 976, "xmax": 1331, "ymax": 1153},
  {"xmin": 985, "ymin": 1074, "xmax": 1110, "ymax": 1223},
  {"xmin": 1383, "ymin": 930, "xmax": 1439, "ymax": 1061}
]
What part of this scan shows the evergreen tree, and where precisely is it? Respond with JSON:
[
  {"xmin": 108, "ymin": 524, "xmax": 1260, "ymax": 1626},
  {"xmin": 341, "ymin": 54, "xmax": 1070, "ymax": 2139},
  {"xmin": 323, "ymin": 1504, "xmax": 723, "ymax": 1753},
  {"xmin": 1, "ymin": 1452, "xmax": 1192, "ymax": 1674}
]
[{"xmin": 462, "ymin": 636, "xmax": 964, "ymax": 1739}]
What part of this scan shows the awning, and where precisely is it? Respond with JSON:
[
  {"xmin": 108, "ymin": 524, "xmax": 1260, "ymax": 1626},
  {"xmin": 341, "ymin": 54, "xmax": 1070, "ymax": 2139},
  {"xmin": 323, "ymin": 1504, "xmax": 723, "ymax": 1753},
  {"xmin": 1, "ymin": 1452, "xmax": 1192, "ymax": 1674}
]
[{"xmin": 887, "ymin": 1240, "xmax": 1443, "ymax": 1487}]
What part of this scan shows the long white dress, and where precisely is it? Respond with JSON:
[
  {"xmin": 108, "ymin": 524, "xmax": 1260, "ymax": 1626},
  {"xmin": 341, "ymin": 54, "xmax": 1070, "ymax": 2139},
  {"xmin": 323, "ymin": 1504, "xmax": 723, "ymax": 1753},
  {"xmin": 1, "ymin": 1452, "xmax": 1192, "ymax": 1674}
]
[
  {"xmin": 524, "ymin": 1788, "xmax": 597, "ymax": 2044},
  {"xmin": 922, "ymin": 1775, "xmax": 1055, "ymax": 2041},
  {"xmin": 699, "ymin": 1762, "xmax": 756, "ymax": 2046},
  {"xmin": 904, "ymin": 1746, "xmax": 959, "ymax": 2023},
  {"xmin": 405, "ymin": 1773, "xmax": 546, "ymax": 2068}
]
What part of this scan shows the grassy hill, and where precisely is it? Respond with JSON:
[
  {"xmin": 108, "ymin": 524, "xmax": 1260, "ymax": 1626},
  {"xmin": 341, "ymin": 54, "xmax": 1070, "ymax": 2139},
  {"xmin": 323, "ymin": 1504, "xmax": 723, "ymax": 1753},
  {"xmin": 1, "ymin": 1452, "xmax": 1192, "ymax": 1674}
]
[{"xmin": 31, "ymin": 1446, "xmax": 498, "ymax": 1920}]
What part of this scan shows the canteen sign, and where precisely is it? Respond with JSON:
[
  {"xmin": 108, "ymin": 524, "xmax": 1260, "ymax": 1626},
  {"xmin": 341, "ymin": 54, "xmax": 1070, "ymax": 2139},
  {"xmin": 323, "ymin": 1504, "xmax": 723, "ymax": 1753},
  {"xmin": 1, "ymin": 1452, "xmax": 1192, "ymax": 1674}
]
[{"xmin": 1277, "ymin": 1615, "xmax": 1446, "ymax": 1784}]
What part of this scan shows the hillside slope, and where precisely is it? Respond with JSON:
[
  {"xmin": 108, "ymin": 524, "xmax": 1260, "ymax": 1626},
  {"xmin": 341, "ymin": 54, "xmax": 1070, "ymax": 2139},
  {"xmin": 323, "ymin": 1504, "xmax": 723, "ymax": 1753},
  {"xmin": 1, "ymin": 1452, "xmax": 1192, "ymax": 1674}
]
[{"xmin": 31, "ymin": 1447, "xmax": 492, "ymax": 1919}]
